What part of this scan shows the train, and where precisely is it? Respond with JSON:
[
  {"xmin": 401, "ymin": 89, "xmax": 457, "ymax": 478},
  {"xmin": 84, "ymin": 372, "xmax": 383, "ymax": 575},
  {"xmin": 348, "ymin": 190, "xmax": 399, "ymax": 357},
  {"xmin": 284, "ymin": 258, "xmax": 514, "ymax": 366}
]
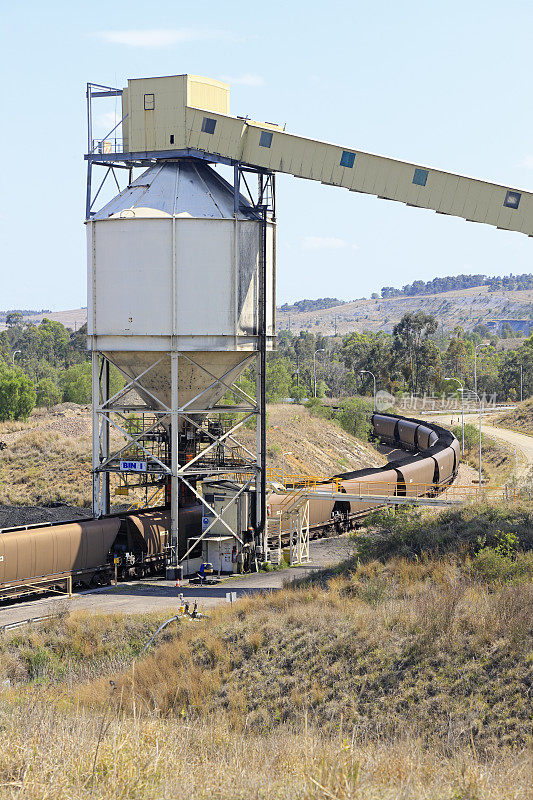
[
  {"xmin": 0, "ymin": 412, "xmax": 459, "ymax": 600},
  {"xmin": 268, "ymin": 412, "xmax": 459, "ymax": 540}
]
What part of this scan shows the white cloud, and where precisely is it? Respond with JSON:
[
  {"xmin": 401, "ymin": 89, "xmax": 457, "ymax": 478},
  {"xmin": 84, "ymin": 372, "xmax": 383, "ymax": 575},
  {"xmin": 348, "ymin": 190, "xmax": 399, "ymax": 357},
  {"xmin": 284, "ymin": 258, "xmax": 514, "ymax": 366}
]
[
  {"xmin": 97, "ymin": 28, "xmax": 232, "ymax": 47},
  {"xmin": 219, "ymin": 74, "xmax": 265, "ymax": 87},
  {"xmin": 521, "ymin": 155, "xmax": 533, "ymax": 168},
  {"xmin": 302, "ymin": 236, "xmax": 357, "ymax": 251}
]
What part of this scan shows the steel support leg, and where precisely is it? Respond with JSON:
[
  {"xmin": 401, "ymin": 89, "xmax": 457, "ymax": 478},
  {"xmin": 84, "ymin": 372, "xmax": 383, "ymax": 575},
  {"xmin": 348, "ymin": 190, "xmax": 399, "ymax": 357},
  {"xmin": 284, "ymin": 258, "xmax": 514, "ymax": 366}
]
[
  {"xmin": 168, "ymin": 351, "xmax": 180, "ymax": 579},
  {"xmin": 101, "ymin": 358, "xmax": 110, "ymax": 515},
  {"xmin": 253, "ymin": 196, "xmax": 268, "ymax": 562},
  {"xmin": 92, "ymin": 352, "xmax": 101, "ymax": 517}
]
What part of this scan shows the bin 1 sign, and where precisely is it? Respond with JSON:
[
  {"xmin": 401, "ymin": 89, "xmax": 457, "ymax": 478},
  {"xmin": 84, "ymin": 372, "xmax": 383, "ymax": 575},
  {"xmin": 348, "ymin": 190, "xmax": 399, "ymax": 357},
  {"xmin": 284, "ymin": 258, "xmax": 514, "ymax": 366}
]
[{"xmin": 120, "ymin": 460, "xmax": 147, "ymax": 472}]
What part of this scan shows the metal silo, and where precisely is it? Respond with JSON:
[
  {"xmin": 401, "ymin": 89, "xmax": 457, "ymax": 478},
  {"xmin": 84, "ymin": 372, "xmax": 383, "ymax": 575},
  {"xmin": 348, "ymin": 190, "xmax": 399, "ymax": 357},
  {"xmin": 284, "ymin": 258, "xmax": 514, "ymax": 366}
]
[{"xmin": 86, "ymin": 133, "xmax": 275, "ymax": 574}]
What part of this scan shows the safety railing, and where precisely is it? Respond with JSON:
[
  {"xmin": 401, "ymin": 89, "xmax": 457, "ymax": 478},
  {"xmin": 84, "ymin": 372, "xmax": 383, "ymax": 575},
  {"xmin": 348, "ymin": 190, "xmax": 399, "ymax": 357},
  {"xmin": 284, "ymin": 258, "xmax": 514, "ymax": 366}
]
[
  {"xmin": 274, "ymin": 476, "xmax": 519, "ymax": 504},
  {"xmin": 0, "ymin": 575, "xmax": 72, "ymax": 600},
  {"xmin": 214, "ymin": 469, "xmax": 519, "ymax": 504},
  {"xmin": 91, "ymin": 137, "xmax": 124, "ymax": 154}
]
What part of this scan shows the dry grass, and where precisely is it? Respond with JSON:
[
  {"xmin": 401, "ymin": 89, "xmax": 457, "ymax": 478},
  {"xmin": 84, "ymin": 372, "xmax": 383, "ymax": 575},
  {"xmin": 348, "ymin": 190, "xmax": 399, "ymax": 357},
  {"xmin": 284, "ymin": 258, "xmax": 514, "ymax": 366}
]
[
  {"xmin": 0, "ymin": 403, "xmax": 383, "ymax": 511},
  {"xmin": 0, "ymin": 553, "xmax": 531, "ymax": 798},
  {"xmin": 467, "ymin": 434, "xmax": 515, "ymax": 484},
  {"xmin": 240, "ymin": 403, "xmax": 384, "ymax": 476},
  {"xmin": 0, "ymin": 702, "xmax": 529, "ymax": 799},
  {"xmin": 0, "ymin": 609, "xmax": 176, "ymax": 685},
  {"xmin": 496, "ymin": 397, "xmax": 533, "ymax": 435},
  {"xmin": 0, "ymin": 428, "xmax": 92, "ymax": 506},
  {"xmin": 69, "ymin": 559, "xmax": 532, "ymax": 755}
]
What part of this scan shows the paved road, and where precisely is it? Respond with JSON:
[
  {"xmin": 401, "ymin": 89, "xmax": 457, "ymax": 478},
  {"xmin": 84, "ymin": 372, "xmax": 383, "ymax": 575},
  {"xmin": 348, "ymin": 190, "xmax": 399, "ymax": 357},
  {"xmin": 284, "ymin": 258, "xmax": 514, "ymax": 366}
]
[{"xmin": 0, "ymin": 536, "xmax": 354, "ymax": 628}]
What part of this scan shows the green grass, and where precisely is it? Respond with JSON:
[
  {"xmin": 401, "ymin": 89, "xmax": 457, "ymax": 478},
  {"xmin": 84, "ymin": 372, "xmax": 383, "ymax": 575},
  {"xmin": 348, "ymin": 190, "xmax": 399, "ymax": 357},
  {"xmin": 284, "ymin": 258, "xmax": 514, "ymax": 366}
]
[
  {"xmin": 354, "ymin": 502, "xmax": 533, "ymax": 562},
  {"xmin": 0, "ymin": 609, "xmax": 176, "ymax": 685}
]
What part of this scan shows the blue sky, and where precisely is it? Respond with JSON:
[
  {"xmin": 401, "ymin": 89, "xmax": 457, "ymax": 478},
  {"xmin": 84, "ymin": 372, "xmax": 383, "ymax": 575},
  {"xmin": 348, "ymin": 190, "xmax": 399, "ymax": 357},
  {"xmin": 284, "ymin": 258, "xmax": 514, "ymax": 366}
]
[{"xmin": 1, "ymin": 0, "xmax": 533, "ymax": 310}]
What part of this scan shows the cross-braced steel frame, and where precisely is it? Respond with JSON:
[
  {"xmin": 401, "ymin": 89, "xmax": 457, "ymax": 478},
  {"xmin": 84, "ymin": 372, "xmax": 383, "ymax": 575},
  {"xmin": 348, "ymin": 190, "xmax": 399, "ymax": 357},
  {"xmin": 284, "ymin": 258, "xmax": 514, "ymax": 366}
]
[
  {"xmin": 91, "ymin": 345, "xmax": 267, "ymax": 571},
  {"xmin": 86, "ymin": 82, "xmax": 275, "ymax": 572}
]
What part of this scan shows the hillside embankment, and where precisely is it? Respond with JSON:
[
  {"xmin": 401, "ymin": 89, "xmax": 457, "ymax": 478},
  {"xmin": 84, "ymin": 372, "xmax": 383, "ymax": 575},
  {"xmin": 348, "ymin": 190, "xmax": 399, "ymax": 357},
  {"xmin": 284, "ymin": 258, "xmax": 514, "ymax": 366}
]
[
  {"xmin": 496, "ymin": 397, "xmax": 533, "ymax": 435},
  {"xmin": 0, "ymin": 502, "xmax": 530, "ymax": 799},
  {"xmin": 0, "ymin": 403, "xmax": 384, "ymax": 527},
  {"xmin": 277, "ymin": 285, "xmax": 533, "ymax": 335}
]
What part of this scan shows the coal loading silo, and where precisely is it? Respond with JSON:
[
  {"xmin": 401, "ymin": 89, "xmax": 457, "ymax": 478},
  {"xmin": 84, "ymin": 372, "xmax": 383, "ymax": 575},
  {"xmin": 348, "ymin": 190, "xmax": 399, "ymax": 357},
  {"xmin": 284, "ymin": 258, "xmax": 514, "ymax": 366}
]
[{"xmin": 87, "ymin": 158, "xmax": 275, "ymax": 575}]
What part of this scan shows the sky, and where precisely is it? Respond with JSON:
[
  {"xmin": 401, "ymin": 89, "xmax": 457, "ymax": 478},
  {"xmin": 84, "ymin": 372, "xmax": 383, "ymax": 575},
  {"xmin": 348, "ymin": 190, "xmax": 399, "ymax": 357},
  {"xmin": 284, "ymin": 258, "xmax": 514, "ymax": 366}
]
[{"xmin": 1, "ymin": 0, "xmax": 533, "ymax": 310}]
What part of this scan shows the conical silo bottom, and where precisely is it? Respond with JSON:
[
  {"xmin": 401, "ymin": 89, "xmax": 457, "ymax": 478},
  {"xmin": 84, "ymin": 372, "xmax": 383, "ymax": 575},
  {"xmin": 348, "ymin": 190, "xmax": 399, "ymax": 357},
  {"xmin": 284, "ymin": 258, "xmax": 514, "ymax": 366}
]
[{"xmin": 104, "ymin": 350, "xmax": 254, "ymax": 427}]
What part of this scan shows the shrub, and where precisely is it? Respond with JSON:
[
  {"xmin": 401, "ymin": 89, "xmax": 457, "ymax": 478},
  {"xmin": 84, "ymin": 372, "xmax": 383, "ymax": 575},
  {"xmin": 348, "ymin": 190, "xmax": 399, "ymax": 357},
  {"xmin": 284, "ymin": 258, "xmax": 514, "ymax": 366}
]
[
  {"xmin": 35, "ymin": 376, "xmax": 62, "ymax": 408},
  {"xmin": 0, "ymin": 365, "xmax": 36, "ymax": 421},
  {"xmin": 60, "ymin": 363, "xmax": 92, "ymax": 404},
  {"xmin": 356, "ymin": 503, "xmax": 533, "ymax": 561},
  {"xmin": 470, "ymin": 549, "xmax": 533, "ymax": 583}
]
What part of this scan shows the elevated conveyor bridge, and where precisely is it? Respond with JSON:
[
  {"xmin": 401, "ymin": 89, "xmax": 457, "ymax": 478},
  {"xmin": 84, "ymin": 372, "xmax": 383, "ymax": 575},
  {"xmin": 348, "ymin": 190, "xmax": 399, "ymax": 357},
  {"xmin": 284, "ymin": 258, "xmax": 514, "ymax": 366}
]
[
  {"xmin": 87, "ymin": 74, "xmax": 533, "ymax": 235},
  {"xmin": 83, "ymin": 74, "xmax": 530, "ymax": 570}
]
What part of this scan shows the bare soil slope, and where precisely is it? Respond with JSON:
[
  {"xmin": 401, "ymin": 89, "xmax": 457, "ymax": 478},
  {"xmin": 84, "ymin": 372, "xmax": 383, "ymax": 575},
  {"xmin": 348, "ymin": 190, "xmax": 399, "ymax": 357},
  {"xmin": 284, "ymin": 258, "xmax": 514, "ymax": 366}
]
[
  {"xmin": 240, "ymin": 403, "xmax": 384, "ymax": 476},
  {"xmin": 0, "ymin": 403, "xmax": 383, "ymax": 527},
  {"xmin": 279, "ymin": 285, "xmax": 533, "ymax": 335}
]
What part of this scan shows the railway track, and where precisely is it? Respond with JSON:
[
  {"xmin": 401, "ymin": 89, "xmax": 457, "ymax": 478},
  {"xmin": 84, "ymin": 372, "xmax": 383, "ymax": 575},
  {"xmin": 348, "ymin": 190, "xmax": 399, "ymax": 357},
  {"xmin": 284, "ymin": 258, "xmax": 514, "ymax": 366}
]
[{"xmin": 0, "ymin": 412, "xmax": 462, "ymax": 601}]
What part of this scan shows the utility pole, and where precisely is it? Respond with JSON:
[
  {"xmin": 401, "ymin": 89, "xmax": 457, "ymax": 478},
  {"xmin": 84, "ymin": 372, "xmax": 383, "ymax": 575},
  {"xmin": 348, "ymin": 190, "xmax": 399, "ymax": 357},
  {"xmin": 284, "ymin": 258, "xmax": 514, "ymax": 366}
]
[
  {"xmin": 445, "ymin": 377, "xmax": 464, "ymax": 456},
  {"xmin": 471, "ymin": 390, "xmax": 483, "ymax": 488},
  {"xmin": 474, "ymin": 342, "xmax": 488, "ymax": 395}
]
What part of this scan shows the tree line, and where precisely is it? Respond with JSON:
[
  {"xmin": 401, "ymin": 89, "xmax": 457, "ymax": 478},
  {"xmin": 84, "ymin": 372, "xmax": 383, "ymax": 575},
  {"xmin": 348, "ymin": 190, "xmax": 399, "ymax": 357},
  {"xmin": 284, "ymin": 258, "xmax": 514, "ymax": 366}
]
[
  {"xmin": 380, "ymin": 273, "xmax": 533, "ymax": 299},
  {"xmin": 279, "ymin": 298, "xmax": 348, "ymax": 313},
  {"xmin": 263, "ymin": 312, "xmax": 533, "ymax": 403},
  {"xmin": 1, "ymin": 311, "xmax": 532, "ymax": 422},
  {"xmin": 0, "ymin": 318, "xmax": 124, "ymax": 421}
]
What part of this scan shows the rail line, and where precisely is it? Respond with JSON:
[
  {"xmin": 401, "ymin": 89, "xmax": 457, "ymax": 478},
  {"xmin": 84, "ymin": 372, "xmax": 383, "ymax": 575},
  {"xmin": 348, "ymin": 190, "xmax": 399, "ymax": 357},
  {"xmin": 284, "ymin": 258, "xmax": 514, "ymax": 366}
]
[{"xmin": 0, "ymin": 411, "xmax": 515, "ymax": 602}]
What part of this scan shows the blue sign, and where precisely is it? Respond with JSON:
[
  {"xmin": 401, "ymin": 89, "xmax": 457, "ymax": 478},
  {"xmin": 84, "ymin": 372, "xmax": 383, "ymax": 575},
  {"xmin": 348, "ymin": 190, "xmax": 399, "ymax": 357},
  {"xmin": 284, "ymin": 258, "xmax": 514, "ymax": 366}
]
[{"xmin": 120, "ymin": 460, "xmax": 147, "ymax": 472}]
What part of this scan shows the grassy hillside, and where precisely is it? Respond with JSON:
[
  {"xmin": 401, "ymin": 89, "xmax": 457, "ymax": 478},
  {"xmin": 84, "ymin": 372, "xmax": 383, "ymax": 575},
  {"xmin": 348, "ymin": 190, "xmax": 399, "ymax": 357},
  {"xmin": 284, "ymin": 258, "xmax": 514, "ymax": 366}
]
[
  {"xmin": 0, "ymin": 403, "xmax": 383, "ymax": 520},
  {"xmin": 0, "ymin": 503, "xmax": 530, "ymax": 798},
  {"xmin": 277, "ymin": 285, "xmax": 533, "ymax": 335},
  {"xmin": 496, "ymin": 397, "xmax": 533, "ymax": 435}
]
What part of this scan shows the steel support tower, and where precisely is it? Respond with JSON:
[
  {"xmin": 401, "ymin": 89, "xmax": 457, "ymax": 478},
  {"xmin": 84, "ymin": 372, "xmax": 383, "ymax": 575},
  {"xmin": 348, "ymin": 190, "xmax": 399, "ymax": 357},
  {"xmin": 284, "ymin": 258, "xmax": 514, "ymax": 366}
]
[{"xmin": 85, "ymin": 83, "xmax": 274, "ymax": 573}]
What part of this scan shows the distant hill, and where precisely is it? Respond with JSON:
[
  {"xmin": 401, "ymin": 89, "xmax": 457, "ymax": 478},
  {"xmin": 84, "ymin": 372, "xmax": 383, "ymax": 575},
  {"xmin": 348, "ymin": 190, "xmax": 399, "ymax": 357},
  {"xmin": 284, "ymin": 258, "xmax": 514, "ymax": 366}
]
[
  {"xmin": 277, "ymin": 285, "xmax": 533, "ymax": 336},
  {"xmin": 0, "ymin": 308, "xmax": 88, "ymax": 332},
  {"xmin": 5, "ymin": 282, "xmax": 533, "ymax": 339}
]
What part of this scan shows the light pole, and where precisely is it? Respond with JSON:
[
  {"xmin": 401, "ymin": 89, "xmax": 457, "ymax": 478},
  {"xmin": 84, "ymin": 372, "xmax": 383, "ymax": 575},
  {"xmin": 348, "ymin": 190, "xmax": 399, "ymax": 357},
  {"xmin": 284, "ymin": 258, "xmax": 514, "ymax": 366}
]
[
  {"xmin": 281, "ymin": 451, "xmax": 292, "ymax": 484},
  {"xmin": 313, "ymin": 348, "xmax": 325, "ymax": 398},
  {"xmin": 12, "ymin": 350, "xmax": 21, "ymax": 368},
  {"xmin": 474, "ymin": 342, "xmax": 488, "ymax": 396},
  {"xmin": 360, "ymin": 369, "xmax": 377, "ymax": 412},
  {"xmin": 445, "ymin": 376, "xmax": 464, "ymax": 456},
  {"xmin": 470, "ymin": 389, "xmax": 483, "ymax": 488}
]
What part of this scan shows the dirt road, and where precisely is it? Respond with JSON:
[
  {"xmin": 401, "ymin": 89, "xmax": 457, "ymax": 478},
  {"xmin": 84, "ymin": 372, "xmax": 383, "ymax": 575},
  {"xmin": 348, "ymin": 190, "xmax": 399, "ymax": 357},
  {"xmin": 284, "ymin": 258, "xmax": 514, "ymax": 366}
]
[
  {"xmin": 462, "ymin": 414, "xmax": 533, "ymax": 475},
  {"xmin": 422, "ymin": 411, "xmax": 533, "ymax": 479}
]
